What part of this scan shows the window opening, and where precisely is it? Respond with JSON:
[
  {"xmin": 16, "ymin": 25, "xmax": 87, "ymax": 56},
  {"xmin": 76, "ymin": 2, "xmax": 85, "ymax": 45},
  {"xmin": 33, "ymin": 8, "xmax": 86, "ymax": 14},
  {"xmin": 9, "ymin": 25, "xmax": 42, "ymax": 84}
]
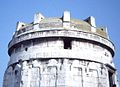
[
  {"xmin": 63, "ymin": 38, "xmax": 72, "ymax": 49},
  {"xmin": 15, "ymin": 70, "xmax": 18, "ymax": 76},
  {"xmin": 22, "ymin": 24, "xmax": 24, "ymax": 27},
  {"xmin": 25, "ymin": 47, "xmax": 28, "ymax": 51}
]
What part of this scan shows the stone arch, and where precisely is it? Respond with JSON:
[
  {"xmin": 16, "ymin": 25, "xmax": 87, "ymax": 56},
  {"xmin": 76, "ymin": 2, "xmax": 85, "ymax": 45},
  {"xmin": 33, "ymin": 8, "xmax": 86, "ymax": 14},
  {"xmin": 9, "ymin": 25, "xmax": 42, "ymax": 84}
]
[
  {"xmin": 30, "ymin": 60, "xmax": 41, "ymax": 87},
  {"xmin": 3, "ymin": 66, "xmax": 13, "ymax": 87},
  {"xmin": 41, "ymin": 59, "xmax": 58, "ymax": 86},
  {"xmin": 71, "ymin": 60, "xmax": 83, "ymax": 87},
  {"xmin": 14, "ymin": 64, "xmax": 21, "ymax": 87}
]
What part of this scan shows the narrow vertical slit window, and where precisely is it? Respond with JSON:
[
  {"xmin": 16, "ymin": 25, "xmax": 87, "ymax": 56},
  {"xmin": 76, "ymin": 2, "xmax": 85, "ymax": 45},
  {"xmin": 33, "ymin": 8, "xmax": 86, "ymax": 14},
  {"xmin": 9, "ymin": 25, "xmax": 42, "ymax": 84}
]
[{"xmin": 25, "ymin": 47, "xmax": 28, "ymax": 51}]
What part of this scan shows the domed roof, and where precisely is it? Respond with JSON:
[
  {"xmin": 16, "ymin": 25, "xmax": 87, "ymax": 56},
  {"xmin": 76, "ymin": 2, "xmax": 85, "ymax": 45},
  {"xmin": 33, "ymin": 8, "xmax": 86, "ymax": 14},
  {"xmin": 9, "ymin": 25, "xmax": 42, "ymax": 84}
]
[
  {"xmin": 36, "ymin": 17, "xmax": 107, "ymax": 38},
  {"xmin": 36, "ymin": 17, "xmax": 92, "ymax": 33},
  {"xmin": 16, "ymin": 12, "xmax": 108, "ymax": 38},
  {"xmin": 40, "ymin": 17, "xmax": 90, "ymax": 27}
]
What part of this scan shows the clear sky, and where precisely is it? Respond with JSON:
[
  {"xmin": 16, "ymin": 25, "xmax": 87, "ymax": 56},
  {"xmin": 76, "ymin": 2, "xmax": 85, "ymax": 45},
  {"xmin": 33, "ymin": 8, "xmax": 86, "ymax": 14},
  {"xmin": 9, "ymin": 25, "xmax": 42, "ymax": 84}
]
[{"xmin": 0, "ymin": 0, "xmax": 120, "ymax": 86}]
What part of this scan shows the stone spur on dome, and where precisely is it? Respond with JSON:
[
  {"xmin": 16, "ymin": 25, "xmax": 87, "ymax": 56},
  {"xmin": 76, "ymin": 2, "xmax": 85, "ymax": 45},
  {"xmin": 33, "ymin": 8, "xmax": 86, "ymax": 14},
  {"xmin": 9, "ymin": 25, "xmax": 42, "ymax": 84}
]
[{"xmin": 3, "ymin": 11, "xmax": 118, "ymax": 87}]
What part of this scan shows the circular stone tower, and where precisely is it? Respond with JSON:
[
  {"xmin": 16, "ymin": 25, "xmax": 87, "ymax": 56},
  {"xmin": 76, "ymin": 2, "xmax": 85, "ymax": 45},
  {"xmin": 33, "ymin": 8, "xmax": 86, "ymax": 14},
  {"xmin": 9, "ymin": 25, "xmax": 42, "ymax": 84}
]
[{"xmin": 3, "ymin": 11, "xmax": 118, "ymax": 87}]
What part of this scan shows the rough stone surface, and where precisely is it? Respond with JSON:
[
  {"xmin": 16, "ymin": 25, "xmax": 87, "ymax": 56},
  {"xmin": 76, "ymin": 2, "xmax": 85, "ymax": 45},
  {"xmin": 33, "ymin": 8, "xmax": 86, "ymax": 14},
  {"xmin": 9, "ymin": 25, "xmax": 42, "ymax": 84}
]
[{"xmin": 3, "ymin": 11, "xmax": 118, "ymax": 87}]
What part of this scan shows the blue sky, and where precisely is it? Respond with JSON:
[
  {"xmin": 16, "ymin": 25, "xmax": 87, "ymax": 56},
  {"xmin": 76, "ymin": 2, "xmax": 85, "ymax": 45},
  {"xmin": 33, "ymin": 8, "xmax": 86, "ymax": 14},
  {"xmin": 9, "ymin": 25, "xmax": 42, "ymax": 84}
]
[{"xmin": 0, "ymin": 0, "xmax": 120, "ymax": 86}]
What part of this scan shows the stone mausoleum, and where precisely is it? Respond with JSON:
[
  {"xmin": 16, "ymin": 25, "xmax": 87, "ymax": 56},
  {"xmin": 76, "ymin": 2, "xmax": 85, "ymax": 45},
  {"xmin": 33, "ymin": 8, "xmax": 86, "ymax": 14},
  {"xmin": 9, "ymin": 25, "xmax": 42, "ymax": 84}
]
[{"xmin": 3, "ymin": 11, "xmax": 118, "ymax": 87}]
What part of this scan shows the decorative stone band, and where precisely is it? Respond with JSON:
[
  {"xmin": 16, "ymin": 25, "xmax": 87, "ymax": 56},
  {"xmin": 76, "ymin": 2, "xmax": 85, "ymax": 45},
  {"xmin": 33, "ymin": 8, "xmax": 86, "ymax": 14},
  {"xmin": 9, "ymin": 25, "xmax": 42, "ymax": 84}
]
[
  {"xmin": 9, "ymin": 48, "xmax": 112, "ymax": 65},
  {"xmin": 8, "ymin": 29, "xmax": 115, "ymax": 56}
]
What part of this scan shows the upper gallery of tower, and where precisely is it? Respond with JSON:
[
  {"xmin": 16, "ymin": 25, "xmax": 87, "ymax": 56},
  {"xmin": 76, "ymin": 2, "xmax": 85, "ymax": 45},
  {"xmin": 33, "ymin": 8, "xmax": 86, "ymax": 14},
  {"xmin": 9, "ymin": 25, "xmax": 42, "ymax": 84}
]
[
  {"xmin": 8, "ymin": 11, "xmax": 115, "ymax": 58},
  {"xmin": 15, "ymin": 11, "xmax": 109, "ymax": 39}
]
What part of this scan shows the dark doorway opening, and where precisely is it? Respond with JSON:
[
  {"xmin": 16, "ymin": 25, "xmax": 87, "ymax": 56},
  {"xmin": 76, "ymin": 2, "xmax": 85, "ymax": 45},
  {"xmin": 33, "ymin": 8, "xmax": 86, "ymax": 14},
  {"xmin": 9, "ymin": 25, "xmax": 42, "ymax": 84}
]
[
  {"xmin": 108, "ymin": 71, "xmax": 113, "ymax": 87},
  {"xmin": 108, "ymin": 70, "xmax": 116, "ymax": 87},
  {"xmin": 63, "ymin": 38, "xmax": 72, "ymax": 49}
]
